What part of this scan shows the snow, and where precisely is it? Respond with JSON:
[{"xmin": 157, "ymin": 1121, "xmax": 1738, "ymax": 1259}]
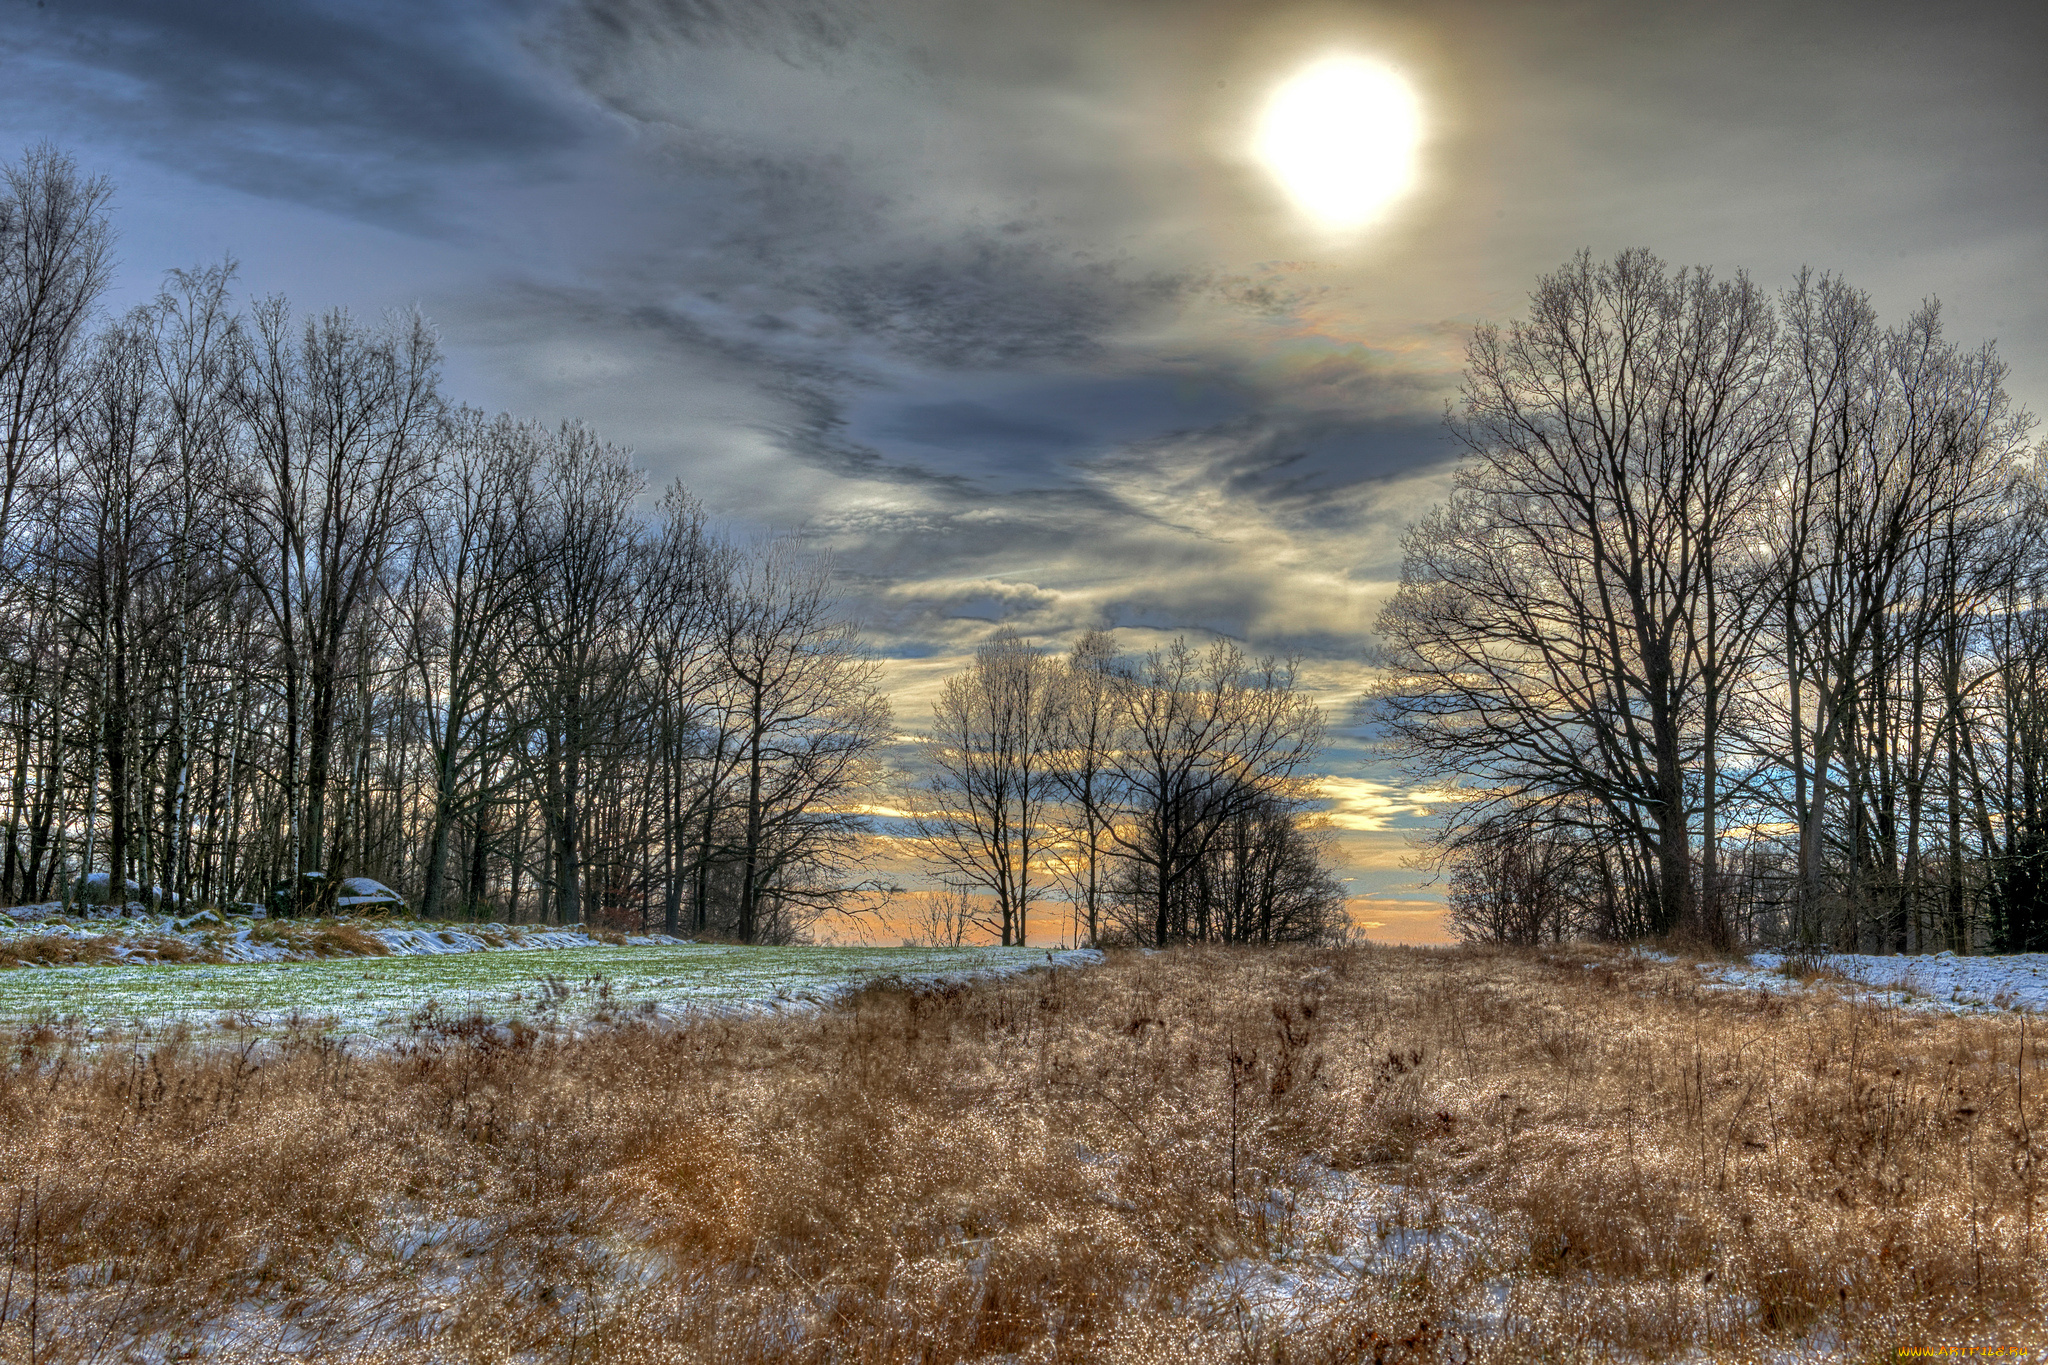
[
  {"xmin": 0, "ymin": 934, "xmax": 1102, "ymax": 1038},
  {"xmin": 1190, "ymin": 1162, "xmax": 1867, "ymax": 1361},
  {"xmin": 202, "ymin": 922, "xmax": 671, "ymax": 964},
  {"xmin": 1192, "ymin": 1162, "xmax": 1502, "ymax": 1346},
  {"xmin": 75, "ymin": 871, "xmax": 180, "ymax": 904},
  {"xmin": 1686, "ymin": 949, "xmax": 2048, "ymax": 1014},
  {"xmin": 334, "ymin": 876, "xmax": 404, "ymax": 908},
  {"xmin": 0, "ymin": 907, "xmax": 687, "ymax": 963}
]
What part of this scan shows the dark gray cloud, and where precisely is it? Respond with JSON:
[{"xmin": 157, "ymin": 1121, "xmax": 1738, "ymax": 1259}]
[
  {"xmin": 553, "ymin": 0, "xmax": 864, "ymax": 75},
  {"xmin": 1222, "ymin": 421, "xmax": 1452, "ymax": 525},
  {"xmin": 818, "ymin": 237, "xmax": 1187, "ymax": 368},
  {"xmin": 861, "ymin": 374, "xmax": 1250, "ymax": 450},
  {"xmin": 847, "ymin": 373, "xmax": 1252, "ymax": 492},
  {"xmin": 3, "ymin": 0, "xmax": 587, "ymax": 214},
  {"xmin": 537, "ymin": 0, "xmax": 1235, "ymax": 375},
  {"xmin": 877, "ymin": 403, "xmax": 1086, "ymax": 458}
]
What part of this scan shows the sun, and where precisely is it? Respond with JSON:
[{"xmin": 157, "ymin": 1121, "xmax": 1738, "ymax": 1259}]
[{"xmin": 1254, "ymin": 54, "xmax": 1422, "ymax": 232}]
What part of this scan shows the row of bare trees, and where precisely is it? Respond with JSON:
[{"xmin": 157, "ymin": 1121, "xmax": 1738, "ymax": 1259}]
[
  {"xmin": 1377, "ymin": 248, "xmax": 2044, "ymax": 953},
  {"xmin": 914, "ymin": 630, "xmax": 1342, "ymax": 947},
  {"xmin": 0, "ymin": 146, "xmax": 890, "ymax": 938}
]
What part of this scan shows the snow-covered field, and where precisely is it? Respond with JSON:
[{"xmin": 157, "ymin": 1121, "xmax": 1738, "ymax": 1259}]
[
  {"xmin": 1692, "ymin": 949, "xmax": 2048, "ymax": 1013},
  {"xmin": 0, "ymin": 937, "xmax": 1099, "ymax": 1036},
  {"xmin": 0, "ymin": 905, "xmax": 687, "ymax": 964}
]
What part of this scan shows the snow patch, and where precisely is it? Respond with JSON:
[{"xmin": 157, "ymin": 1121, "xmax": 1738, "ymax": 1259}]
[
  {"xmin": 0, "ymin": 936, "xmax": 1105, "ymax": 1040},
  {"xmin": 1686, "ymin": 950, "xmax": 2048, "ymax": 1014},
  {"xmin": 1189, "ymin": 1163, "xmax": 1507, "ymax": 1355}
]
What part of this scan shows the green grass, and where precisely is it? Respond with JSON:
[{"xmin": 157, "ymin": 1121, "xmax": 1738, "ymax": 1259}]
[{"xmin": 0, "ymin": 943, "xmax": 1070, "ymax": 1037}]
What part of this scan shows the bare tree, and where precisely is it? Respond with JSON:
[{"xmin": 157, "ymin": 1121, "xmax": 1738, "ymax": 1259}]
[
  {"xmin": 1765, "ymin": 277, "xmax": 2027, "ymax": 948},
  {"xmin": 1191, "ymin": 790, "xmax": 1347, "ymax": 944},
  {"xmin": 145, "ymin": 262, "xmax": 240, "ymax": 912},
  {"xmin": 514, "ymin": 424, "xmax": 647, "ymax": 927},
  {"xmin": 60, "ymin": 315, "xmax": 172, "ymax": 906},
  {"xmin": 397, "ymin": 409, "xmax": 535, "ymax": 919},
  {"xmin": 1980, "ymin": 482, "xmax": 2048, "ymax": 951},
  {"xmin": 1100, "ymin": 640, "xmax": 1326, "ymax": 947},
  {"xmin": 640, "ymin": 484, "xmax": 730, "ymax": 936},
  {"xmin": 712, "ymin": 542, "xmax": 891, "ymax": 944},
  {"xmin": 1375, "ymin": 250, "xmax": 1782, "ymax": 941},
  {"xmin": 231, "ymin": 300, "xmax": 440, "ymax": 911},
  {"xmin": 902, "ymin": 883, "xmax": 985, "ymax": 947},
  {"xmin": 0, "ymin": 147, "xmax": 112, "ymax": 901},
  {"xmin": 1440, "ymin": 805, "xmax": 1589, "ymax": 946},
  {"xmin": 1045, "ymin": 629, "xmax": 1117, "ymax": 946},
  {"xmin": 914, "ymin": 629, "xmax": 1060, "ymax": 946},
  {"xmin": 0, "ymin": 145, "xmax": 112, "ymax": 552}
]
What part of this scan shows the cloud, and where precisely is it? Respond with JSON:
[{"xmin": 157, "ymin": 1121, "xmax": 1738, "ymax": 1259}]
[
  {"xmin": 879, "ymin": 576, "xmax": 1067, "ymax": 627},
  {"xmin": 1315, "ymin": 775, "xmax": 1444, "ymax": 833},
  {"xmin": 1345, "ymin": 895, "xmax": 1451, "ymax": 945},
  {"xmin": 817, "ymin": 237, "xmax": 1189, "ymax": 369},
  {"xmin": 775, "ymin": 398, "xmax": 1462, "ymax": 685},
  {"xmin": 878, "ymin": 402, "xmax": 1086, "ymax": 457},
  {"xmin": 554, "ymin": 0, "xmax": 864, "ymax": 66},
  {"xmin": 3, "ymin": 0, "xmax": 588, "ymax": 216}
]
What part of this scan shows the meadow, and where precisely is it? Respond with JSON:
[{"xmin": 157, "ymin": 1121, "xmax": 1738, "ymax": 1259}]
[
  {"xmin": 0, "ymin": 942, "xmax": 2038, "ymax": 1362},
  {"xmin": 0, "ymin": 941, "xmax": 1075, "ymax": 1035}
]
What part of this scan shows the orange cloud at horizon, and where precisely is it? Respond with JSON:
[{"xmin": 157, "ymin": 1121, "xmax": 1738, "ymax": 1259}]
[
  {"xmin": 1346, "ymin": 894, "xmax": 1454, "ymax": 945},
  {"xmin": 812, "ymin": 888, "xmax": 1452, "ymax": 948}
]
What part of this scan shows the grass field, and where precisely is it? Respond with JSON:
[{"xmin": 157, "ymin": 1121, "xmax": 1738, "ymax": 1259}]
[
  {"xmin": 0, "ymin": 943, "xmax": 1079, "ymax": 1035},
  {"xmin": 0, "ymin": 942, "xmax": 2040, "ymax": 1361}
]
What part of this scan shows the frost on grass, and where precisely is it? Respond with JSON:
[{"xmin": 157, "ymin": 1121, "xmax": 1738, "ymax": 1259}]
[
  {"xmin": 1684, "ymin": 949, "xmax": 2048, "ymax": 1014},
  {"xmin": 0, "ymin": 908, "xmax": 689, "ymax": 967},
  {"xmin": 1187, "ymin": 1162, "xmax": 1849, "ymax": 1364},
  {"xmin": 0, "ymin": 942, "xmax": 1101, "ymax": 1039},
  {"xmin": 1190, "ymin": 1163, "xmax": 1505, "ymax": 1359}
]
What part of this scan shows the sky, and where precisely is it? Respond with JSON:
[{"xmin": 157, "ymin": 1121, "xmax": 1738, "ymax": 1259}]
[{"xmin": 5, "ymin": 0, "xmax": 2045, "ymax": 943}]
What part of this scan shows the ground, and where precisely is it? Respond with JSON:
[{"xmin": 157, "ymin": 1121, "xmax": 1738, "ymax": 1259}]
[
  {"xmin": 0, "ymin": 939, "xmax": 2039, "ymax": 1361},
  {"xmin": 0, "ymin": 933, "xmax": 1086, "ymax": 1035}
]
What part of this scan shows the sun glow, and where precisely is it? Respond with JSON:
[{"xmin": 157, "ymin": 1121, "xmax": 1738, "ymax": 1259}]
[{"xmin": 1254, "ymin": 54, "xmax": 1421, "ymax": 231}]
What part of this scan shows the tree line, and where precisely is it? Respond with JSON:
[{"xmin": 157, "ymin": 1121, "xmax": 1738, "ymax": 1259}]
[
  {"xmin": 1376, "ymin": 248, "xmax": 2045, "ymax": 954},
  {"xmin": 0, "ymin": 146, "xmax": 891, "ymax": 939},
  {"xmin": 911, "ymin": 628, "xmax": 1344, "ymax": 947}
]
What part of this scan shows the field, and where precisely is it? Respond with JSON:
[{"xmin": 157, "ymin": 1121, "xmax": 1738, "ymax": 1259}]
[
  {"xmin": 0, "ymin": 942, "xmax": 2041, "ymax": 1362},
  {"xmin": 0, "ymin": 942, "xmax": 1078, "ymax": 1035}
]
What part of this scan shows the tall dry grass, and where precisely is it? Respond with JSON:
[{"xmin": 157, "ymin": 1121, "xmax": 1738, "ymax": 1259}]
[
  {"xmin": 0, "ymin": 919, "xmax": 396, "ymax": 971},
  {"xmin": 0, "ymin": 944, "xmax": 2038, "ymax": 1361}
]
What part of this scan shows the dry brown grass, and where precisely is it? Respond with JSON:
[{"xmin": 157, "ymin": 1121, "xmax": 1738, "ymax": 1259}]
[
  {"xmin": 0, "ymin": 931, "xmax": 213, "ymax": 968},
  {"xmin": 296, "ymin": 922, "xmax": 393, "ymax": 958},
  {"xmin": 0, "ymin": 944, "xmax": 2038, "ymax": 1361},
  {"xmin": 233, "ymin": 917, "xmax": 394, "ymax": 959},
  {"xmin": 0, "ymin": 920, "xmax": 403, "ymax": 971},
  {"xmin": 0, "ymin": 933, "xmax": 123, "ymax": 969}
]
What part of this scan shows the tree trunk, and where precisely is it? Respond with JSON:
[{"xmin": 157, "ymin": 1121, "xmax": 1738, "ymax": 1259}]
[
  {"xmin": 739, "ymin": 712, "xmax": 763, "ymax": 944},
  {"xmin": 106, "ymin": 641, "xmax": 129, "ymax": 913}
]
